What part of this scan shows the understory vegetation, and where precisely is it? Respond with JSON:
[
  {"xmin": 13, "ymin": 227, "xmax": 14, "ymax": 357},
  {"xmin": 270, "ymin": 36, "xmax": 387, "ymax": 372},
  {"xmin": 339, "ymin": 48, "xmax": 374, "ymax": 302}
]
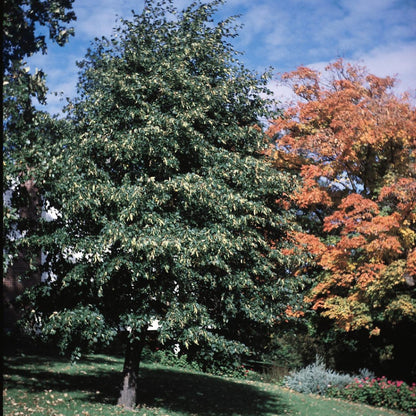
[
  {"xmin": 283, "ymin": 358, "xmax": 416, "ymax": 414},
  {"xmin": 147, "ymin": 349, "xmax": 416, "ymax": 414}
]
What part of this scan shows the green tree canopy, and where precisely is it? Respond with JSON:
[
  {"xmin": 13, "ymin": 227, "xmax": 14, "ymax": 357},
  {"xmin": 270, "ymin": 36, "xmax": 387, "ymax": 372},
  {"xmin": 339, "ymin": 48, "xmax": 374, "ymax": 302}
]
[{"xmin": 21, "ymin": 0, "xmax": 301, "ymax": 408}]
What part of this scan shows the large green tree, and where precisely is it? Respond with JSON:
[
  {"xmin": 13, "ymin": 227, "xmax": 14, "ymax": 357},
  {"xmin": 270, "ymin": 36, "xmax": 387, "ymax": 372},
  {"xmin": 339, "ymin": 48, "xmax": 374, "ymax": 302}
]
[{"xmin": 21, "ymin": 0, "xmax": 301, "ymax": 408}]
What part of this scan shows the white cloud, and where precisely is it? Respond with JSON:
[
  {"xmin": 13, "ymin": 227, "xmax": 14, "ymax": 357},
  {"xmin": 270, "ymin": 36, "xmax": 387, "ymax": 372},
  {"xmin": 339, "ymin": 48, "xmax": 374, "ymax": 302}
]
[
  {"xmin": 355, "ymin": 42, "xmax": 416, "ymax": 94},
  {"xmin": 266, "ymin": 80, "xmax": 299, "ymax": 108},
  {"xmin": 236, "ymin": 0, "xmax": 416, "ymax": 77},
  {"xmin": 74, "ymin": 0, "xmax": 144, "ymax": 39},
  {"xmin": 270, "ymin": 40, "xmax": 416, "ymax": 107},
  {"xmin": 339, "ymin": 0, "xmax": 399, "ymax": 17}
]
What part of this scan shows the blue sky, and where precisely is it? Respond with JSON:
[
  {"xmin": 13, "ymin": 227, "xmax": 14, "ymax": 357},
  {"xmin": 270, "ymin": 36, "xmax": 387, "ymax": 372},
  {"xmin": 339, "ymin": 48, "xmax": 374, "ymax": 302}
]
[{"xmin": 27, "ymin": 0, "xmax": 416, "ymax": 115}]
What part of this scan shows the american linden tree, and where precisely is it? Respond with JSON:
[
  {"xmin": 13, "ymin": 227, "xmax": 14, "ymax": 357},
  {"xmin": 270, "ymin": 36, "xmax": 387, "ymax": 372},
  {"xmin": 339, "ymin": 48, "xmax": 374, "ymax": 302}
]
[{"xmin": 21, "ymin": 0, "xmax": 302, "ymax": 408}]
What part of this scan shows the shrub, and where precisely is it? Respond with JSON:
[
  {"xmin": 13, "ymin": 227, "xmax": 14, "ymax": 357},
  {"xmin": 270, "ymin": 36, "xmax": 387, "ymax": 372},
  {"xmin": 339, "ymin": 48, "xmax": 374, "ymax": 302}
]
[
  {"xmin": 357, "ymin": 368, "xmax": 376, "ymax": 380},
  {"xmin": 283, "ymin": 357, "xmax": 354, "ymax": 395},
  {"xmin": 143, "ymin": 346, "xmax": 265, "ymax": 380},
  {"xmin": 328, "ymin": 377, "xmax": 416, "ymax": 414},
  {"xmin": 150, "ymin": 349, "xmax": 200, "ymax": 372}
]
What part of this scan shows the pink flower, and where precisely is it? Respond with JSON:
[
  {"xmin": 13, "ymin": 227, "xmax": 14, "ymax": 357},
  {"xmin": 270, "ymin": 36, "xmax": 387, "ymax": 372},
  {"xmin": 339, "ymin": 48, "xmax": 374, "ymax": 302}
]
[{"xmin": 396, "ymin": 381, "xmax": 403, "ymax": 387}]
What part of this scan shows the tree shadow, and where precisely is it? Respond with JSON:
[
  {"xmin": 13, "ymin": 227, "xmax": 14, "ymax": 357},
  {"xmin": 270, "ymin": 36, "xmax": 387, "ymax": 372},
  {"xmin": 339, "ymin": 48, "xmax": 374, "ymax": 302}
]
[
  {"xmin": 137, "ymin": 366, "xmax": 287, "ymax": 415},
  {"xmin": 4, "ymin": 353, "xmax": 290, "ymax": 415},
  {"xmin": 4, "ymin": 354, "xmax": 121, "ymax": 405}
]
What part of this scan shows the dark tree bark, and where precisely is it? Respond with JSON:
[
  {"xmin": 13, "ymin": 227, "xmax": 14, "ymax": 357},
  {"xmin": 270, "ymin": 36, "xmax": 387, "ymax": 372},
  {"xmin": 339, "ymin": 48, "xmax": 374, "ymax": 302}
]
[{"xmin": 117, "ymin": 336, "xmax": 144, "ymax": 409}]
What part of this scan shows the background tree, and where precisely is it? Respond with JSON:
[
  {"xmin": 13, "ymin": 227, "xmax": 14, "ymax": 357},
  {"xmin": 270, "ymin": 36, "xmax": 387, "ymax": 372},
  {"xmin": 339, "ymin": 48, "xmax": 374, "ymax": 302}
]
[
  {"xmin": 3, "ymin": 0, "xmax": 75, "ymax": 68},
  {"xmin": 21, "ymin": 0, "xmax": 301, "ymax": 408},
  {"xmin": 3, "ymin": 0, "xmax": 76, "ymax": 272},
  {"xmin": 267, "ymin": 59, "xmax": 416, "ymax": 379},
  {"xmin": 3, "ymin": 0, "xmax": 76, "ymax": 332}
]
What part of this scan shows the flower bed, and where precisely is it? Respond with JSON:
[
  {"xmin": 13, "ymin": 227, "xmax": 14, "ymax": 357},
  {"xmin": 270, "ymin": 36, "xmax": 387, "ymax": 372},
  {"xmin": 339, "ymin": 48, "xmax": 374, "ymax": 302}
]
[{"xmin": 327, "ymin": 376, "xmax": 416, "ymax": 414}]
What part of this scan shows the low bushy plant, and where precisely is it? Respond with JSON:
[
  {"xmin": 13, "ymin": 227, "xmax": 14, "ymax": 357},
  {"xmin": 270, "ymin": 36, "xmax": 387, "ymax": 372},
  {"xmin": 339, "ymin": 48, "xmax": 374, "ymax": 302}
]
[
  {"xmin": 283, "ymin": 357, "xmax": 354, "ymax": 395},
  {"xmin": 357, "ymin": 368, "xmax": 376, "ymax": 380},
  {"xmin": 327, "ymin": 376, "xmax": 416, "ymax": 414},
  {"xmin": 143, "ymin": 347, "xmax": 263, "ymax": 380},
  {"xmin": 150, "ymin": 349, "xmax": 201, "ymax": 372}
]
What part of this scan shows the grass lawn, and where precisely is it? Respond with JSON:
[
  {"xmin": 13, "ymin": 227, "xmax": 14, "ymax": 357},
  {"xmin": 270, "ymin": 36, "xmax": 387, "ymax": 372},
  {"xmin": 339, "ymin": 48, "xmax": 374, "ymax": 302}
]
[{"xmin": 3, "ymin": 350, "xmax": 409, "ymax": 416}]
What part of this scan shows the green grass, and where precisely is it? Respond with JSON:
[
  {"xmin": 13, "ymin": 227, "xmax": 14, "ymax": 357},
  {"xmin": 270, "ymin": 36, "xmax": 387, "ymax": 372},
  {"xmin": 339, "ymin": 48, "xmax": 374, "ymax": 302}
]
[{"xmin": 3, "ymin": 351, "xmax": 409, "ymax": 416}]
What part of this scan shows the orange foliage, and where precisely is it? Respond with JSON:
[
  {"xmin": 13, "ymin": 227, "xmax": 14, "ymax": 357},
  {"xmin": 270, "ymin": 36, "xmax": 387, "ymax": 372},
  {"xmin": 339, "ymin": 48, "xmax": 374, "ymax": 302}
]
[
  {"xmin": 379, "ymin": 178, "xmax": 416, "ymax": 221},
  {"xmin": 269, "ymin": 59, "xmax": 416, "ymax": 334},
  {"xmin": 289, "ymin": 231, "xmax": 327, "ymax": 258},
  {"xmin": 407, "ymin": 249, "xmax": 416, "ymax": 278},
  {"xmin": 285, "ymin": 305, "xmax": 305, "ymax": 319}
]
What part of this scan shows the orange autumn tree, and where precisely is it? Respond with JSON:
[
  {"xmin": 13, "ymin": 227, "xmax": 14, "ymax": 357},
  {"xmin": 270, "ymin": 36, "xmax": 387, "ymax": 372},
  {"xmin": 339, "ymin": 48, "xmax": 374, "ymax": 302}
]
[{"xmin": 267, "ymin": 59, "xmax": 416, "ymax": 339}]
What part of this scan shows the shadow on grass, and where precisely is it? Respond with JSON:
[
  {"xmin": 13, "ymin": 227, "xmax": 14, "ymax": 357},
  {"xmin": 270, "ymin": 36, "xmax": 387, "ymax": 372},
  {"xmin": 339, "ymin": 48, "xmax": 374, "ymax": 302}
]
[
  {"xmin": 137, "ymin": 366, "xmax": 285, "ymax": 415},
  {"xmin": 4, "ymin": 353, "xmax": 289, "ymax": 415}
]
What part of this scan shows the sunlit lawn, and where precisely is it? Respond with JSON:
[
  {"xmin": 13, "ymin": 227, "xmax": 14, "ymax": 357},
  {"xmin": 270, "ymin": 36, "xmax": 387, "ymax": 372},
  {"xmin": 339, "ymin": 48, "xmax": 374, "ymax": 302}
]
[{"xmin": 3, "ymin": 350, "xmax": 409, "ymax": 416}]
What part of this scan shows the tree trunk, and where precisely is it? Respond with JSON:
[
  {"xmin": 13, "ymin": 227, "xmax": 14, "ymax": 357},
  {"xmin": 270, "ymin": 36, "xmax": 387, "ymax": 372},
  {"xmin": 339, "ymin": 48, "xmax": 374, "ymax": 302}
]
[{"xmin": 117, "ymin": 337, "xmax": 144, "ymax": 409}]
